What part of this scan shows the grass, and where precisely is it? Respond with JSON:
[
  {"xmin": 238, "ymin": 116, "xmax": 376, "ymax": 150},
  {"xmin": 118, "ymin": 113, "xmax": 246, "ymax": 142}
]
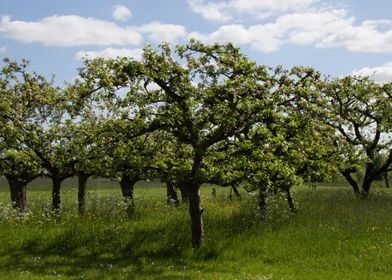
[{"xmin": 0, "ymin": 178, "xmax": 392, "ymax": 279}]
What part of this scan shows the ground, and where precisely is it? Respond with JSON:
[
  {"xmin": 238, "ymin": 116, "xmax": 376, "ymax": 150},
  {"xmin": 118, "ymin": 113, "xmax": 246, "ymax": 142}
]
[{"xmin": 0, "ymin": 178, "xmax": 391, "ymax": 279}]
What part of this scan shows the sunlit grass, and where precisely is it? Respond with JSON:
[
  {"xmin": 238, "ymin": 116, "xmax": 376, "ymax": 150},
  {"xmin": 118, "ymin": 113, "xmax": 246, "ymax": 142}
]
[{"xmin": 0, "ymin": 179, "xmax": 391, "ymax": 279}]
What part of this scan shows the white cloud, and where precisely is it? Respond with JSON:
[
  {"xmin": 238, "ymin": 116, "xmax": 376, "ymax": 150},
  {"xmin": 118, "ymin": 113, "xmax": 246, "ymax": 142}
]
[
  {"xmin": 138, "ymin": 22, "xmax": 187, "ymax": 43},
  {"xmin": 188, "ymin": 0, "xmax": 319, "ymax": 22},
  {"xmin": 317, "ymin": 19, "xmax": 392, "ymax": 53},
  {"xmin": 352, "ymin": 61, "xmax": 392, "ymax": 83},
  {"xmin": 188, "ymin": 8, "xmax": 392, "ymax": 54},
  {"xmin": 75, "ymin": 47, "xmax": 143, "ymax": 60},
  {"xmin": 0, "ymin": 46, "xmax": 6, "ymax": 53},
  {"xmin": 0, "ymin": 15, "xmax": 187, "ymax": 47},
  {"xmin": 112, "ymin": 5, "xmax": 132, "ymax": 21},
  {"xmin": 188, "ymin": 0, "xmax": 232, "ymax": 22},
  {"xmin": 188, "ymin": 24, "xmax": 252, "ymax": 45},
  {"xmin": 0, "ymin": 15, "xmax": 142, "ymax": 47}
]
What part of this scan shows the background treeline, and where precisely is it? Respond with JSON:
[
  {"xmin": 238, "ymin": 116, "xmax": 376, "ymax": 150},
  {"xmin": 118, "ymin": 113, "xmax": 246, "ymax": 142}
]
[{"xmin": 1, "ymin": 40, "xmax": 391, "ymax": 247}]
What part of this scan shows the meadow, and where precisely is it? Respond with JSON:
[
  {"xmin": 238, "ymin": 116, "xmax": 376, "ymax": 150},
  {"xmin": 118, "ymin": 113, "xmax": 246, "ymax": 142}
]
[{"xmin": 0, "ymin": 178, "xmax": 392, "ymax": 279}]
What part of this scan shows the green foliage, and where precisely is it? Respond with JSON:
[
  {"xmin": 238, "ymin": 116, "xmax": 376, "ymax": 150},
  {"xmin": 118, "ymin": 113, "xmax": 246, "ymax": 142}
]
[
  {"xmin": 0, "ymin": 149, "xmax": 41, "ymax": 180},
  {"xmin": 299, "ymin": 74, "xmax": 392, "ymax": 192}
]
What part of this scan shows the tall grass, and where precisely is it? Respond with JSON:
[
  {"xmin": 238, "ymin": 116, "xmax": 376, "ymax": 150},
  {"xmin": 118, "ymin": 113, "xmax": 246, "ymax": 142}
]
[{"xmin": 0, "ymin": 183, "xmax": 391, "ymax": 279}]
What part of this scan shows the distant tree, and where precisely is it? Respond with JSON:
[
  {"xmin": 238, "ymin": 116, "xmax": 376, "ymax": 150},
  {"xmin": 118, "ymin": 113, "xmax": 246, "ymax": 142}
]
[
  {"xmin": 150, "ymin": 131, "xmax": 193, "ymax": 205},
  {"xmin": 304, "ymin": 76, "xmax": 392, "ymax": 197}
]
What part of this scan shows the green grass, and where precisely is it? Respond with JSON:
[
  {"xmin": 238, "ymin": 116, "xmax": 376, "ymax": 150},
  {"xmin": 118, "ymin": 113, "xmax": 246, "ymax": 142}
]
[{"xmin": 0, "ymin": 179, "xmax": 392, "ymax": 279}]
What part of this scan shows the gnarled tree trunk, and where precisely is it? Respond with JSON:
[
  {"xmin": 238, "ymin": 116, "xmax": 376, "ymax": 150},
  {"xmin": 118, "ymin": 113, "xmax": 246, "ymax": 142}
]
[
  {"xmin": 258, "ymin": 187, "xmax": 267, "ymax": 216},
  {"xmin": 341, "ymin": 168, "xmax": 360, "ymax": 194},
  {"xmin": 78, "ymin": 173, "xmax": 90, "ymax": 216},
  {"xmin": 166, "ymin": 181, "xmax": 179, "ymax": 206},
  {"xmin": 231, "ymin": 184, "xmax": 241, "ymax": 199},
  {"xmin": 286, "ymin": 189, "xmax": 296, "ymax": 213},
  {"xmin": 6, "ymin": 176, "xmax": 27, "ymax": 211},
  {"xmin": 360, "ymin": 178, "xmax": 372, "ymax": 199},
  {"xmin": 51, "ymin": 178, "xmax": 63, "ymax": 212},
  {"xmin": 120, "ymin": 176, "xmax": 138, "ymax": 216},
  {"xmin": 383, "ymin": 172, "xmax": 389, "ymax": 188},
  {"xmin": 188, "ymin": 181, "xmax": 203, "ymax": 248},
  {"xmin": 177, "ymin": 178, "xmax": 189, "ymax": 203}
]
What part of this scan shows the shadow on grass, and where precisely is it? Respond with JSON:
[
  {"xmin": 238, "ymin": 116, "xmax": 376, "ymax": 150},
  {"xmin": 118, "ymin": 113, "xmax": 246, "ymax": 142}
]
[{"xmin": 0, "ymin": 202, "xmax": 261, "ymax": 279}]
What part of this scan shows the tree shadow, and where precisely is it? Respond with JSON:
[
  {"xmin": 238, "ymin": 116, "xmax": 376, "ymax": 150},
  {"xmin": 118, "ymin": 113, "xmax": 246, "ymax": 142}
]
[{"xmin": 0, "ymin": 200, "xmax": 273, "ymax": 278}]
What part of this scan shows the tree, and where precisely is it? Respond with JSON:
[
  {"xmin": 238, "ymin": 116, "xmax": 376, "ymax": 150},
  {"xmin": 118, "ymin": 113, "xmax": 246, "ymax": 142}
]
[
  {"xmin": 304, "ymin": 76, "xmax": 392, "ymax": 197},
  {"xmin": 0, "ymin": 148, "xmax": 41, "ymax": 210},
  {"xmin": 0, "ymin": 58, "xmax": 58, "ymax": 210},
  {"xmin": 130, "ymin": 41, "xmax": 274, "ymax": 247},
  {"xmin": 204, "ymin": 141, "xmax": 245, "ymax": 199},
  {"xmin": 211, "ymin": 66, "xmax": 340, "ymax": 214},
  {"xmin": 71, "ymin": 121, "xmax": 105, "ymax": 216},
  {"xmin": 107, "ymin": 133, "xmax": 157, "ymax": 215},
  {"xmin": 150, "ymin": 131, "xmax": 193, "ymax": 205}
]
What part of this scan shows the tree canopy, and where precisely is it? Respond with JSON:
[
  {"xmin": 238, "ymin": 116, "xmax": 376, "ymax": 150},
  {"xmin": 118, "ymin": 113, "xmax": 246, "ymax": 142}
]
[{"xmin": 1, "ymin": 41, "xmax": 391, "ymax": 246}]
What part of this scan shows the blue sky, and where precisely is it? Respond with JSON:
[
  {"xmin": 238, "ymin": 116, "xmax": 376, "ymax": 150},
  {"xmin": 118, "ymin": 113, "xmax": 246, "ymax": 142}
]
[{"xmin": 0, "ymin": 0, "xmax": 391, "ymax": 84}]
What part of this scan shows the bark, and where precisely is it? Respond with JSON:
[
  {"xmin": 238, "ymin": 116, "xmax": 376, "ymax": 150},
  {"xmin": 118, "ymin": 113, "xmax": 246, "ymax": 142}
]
[
  {"xmin": 212, "ymin": 188, "xmax": 216, "ymax": 198},
  {"xmin": 78, "ymin": 173, "xmax": 90, "ymax": 216},
  {"xmin": 360, "ymin": 179, "xmax": 372, "ymax": 199},
  {"xmin": 188, "ymin": 150, "xmax": 205, "ymax": 248},
  {"xmin": 286, "ymin": 189, "xmax": 296, "ymax": 213},
  {"xmin": 360, "ymin": 163, "xmax": 375, "ymax": 199},
  {"xmin": 258, "ymin": 188, "xmax": 267, "ymax": 216},
  {"xmin": 231, "ymin": 184, "xmax": 241, "ymax": 199},
  {"xmin": 120, "ymin": 176, "xmax": 137, "ymax": 216},
  {"xmin": 166, "ymin": 181, "xmax": 179, "ymax": 206},
  {"xmin": 188, "ymin": 181, "xmax": 203, "ymax": 248},
  {"xmin": 341, "ymin": 169, "xmax": 360, "ymax": 194},
  {"xmin": 384, "ymin": 172, "xmax": 390, "ymax": 188},
  {"xmin": 52, "ymin": 178, "xmax": 62, "ymax": 212},
  {"xmin": 177, "ymin": 179, "xmax": 189, "ymax": 203},
  {"xmin": 7, "ymin": 177, "xmax": 27, "ymax": 211}
]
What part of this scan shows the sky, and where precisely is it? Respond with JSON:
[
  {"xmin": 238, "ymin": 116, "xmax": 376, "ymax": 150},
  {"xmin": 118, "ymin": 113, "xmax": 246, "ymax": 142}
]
[{"xmin": 0, "ymin": 0, "xmax": 391, "ymax": 84}]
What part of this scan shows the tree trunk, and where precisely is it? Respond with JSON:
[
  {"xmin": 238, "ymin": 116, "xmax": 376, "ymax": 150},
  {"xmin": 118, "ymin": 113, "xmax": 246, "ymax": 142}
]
[
  {"xmin": 231, "ymin": 184, "xmax": 241, "ymax": 199},
  {"xmin": 52, "ymin": 178, "xmax": 62, "ymax": 212},
  {"xmin": 341, "ymin": 169, "xmax": 360, "ymax": 194},
  {"xmin": 78, "ymin": 173, "xmax": 89, "ymax": 216},
  {"xmin": 188, "ymin": 181, "xmax": 203, "ymax": 248},
  {"xmin": 188, "ymin": 150, "xmax": 205, "ymax": 248},
  {"xmin": 286, "ymin": 189, "xmax": 296, "ymax": 213},
  {"xmin": 383, "ymin": 172, "xmax": 390, "ymax": 188},
  {"xmin": 177, "ymin": 178, "xmax": 189, "ymax": 203},
  {"xmin": 7, "ymin": 177, "xmax": 27, "ymax": 211},
  {"xmin": 258, "ymin": 188, "xmax": 267, "ymax": 216},
  {"xmin": 166, "ymin": 181, "xmax": 179, "ymax": 206},
  {"xmin": 360, "ymin": 179, "xmax": 372, "ymax": 199},
  {"xmin": 120, "ymin": 176, "xmax": 137, "ymax": 216}
]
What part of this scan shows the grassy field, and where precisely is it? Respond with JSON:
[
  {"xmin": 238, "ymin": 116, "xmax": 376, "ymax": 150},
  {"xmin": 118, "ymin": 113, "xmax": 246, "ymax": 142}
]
[{"xmin": 0, "ymin": 178, "xmax": 392, "ymax": 279}]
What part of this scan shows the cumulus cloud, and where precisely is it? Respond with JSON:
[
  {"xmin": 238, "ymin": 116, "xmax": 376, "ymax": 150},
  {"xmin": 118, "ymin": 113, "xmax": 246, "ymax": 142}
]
[
  {"xmin": 188, "ymin": 8, "xmax": 392, "ymax": 54},
  {"xmin": 112, "ymin": 5, "xmax": 132, "ymax": 21},
  {"xmin": 317, "ymin": 19, "xmax": 392, "ymax": 53},
  {"xmin": 0, "ymin": 15, "xmax": 142, "ymax": 47},
  {"xmin": 138, "ymin": 22, "xmax": 187, "ymax": 43},
  {"xmin": 75, "ymin": 47, "xmax": 143, "ymax": 60},
  {"xmin": 0, "ymin": 15, "xmax": 187, "ymax": 47},
  {"xmin": 188, "ymin": 0, "xmax": 319, "ymax": 22},
  {"xmin": 352, "ymin": 61, "xmax": 392, "ymax": 83},
  {"xmin": 189, "ymin": 24, "xmax": 251, "ymax": 45},
  {"xmin": 188, "ymin": 0, "xmax": 232, "ymax": 22}
]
